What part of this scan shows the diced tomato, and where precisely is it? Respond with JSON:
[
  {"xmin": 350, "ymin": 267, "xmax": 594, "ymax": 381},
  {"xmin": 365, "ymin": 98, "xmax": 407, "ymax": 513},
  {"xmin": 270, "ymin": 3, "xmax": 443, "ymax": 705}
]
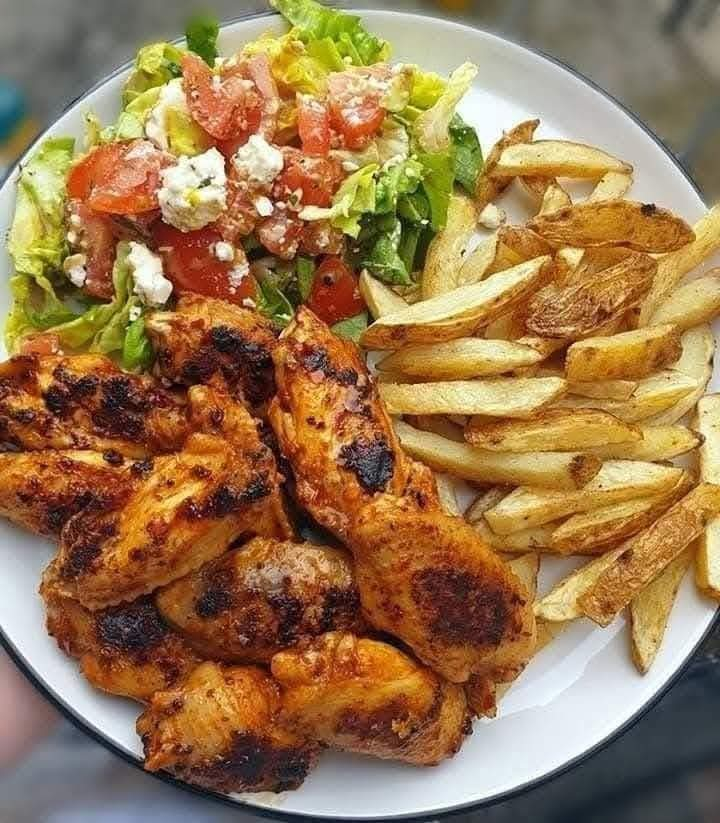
[
  {"xmin": 256, "ymin": 212, "xmax": 304, "ymax": 260},
  {"xmin": 67, "ymin": 140, "xmax": 172, "ymax": 214},
  {"xmin": 243, "ymin": 53, "xmax": 280, "ymax": 138},
  {"xmin": 67, "ymin": 200, "xmax": 117, "ymax": 300},
  {"xmin": 20, "ymin": 333, "xmax": 61, "ymax": 357},
  {"xmin": 300, "ymin": 220, "xmax": 346, "ymax": 257},
  {"xmin": 215, "ymin": 109, "xmax": 263, "ymax": 159},
  {"xmin": 213, "ymin": 165, "xmax": 258, "ymax": 243},
  {"xmin": 306, "ymin": 257, "xmax": 365, "ymax": 325},
  {"xmin": 273, "ymin": 148, "xmax": 343, "ymax": 208},
  {"xmin": 153, "ymin": 223, "xmax": 256, "ymax": 304},
  {"xmin": 327, "ymin": 68, "xmax": 388, "ymax": 149},
  {"xmin": 298, "ymin": 97, "xmax": 331, "ymax": 156}
]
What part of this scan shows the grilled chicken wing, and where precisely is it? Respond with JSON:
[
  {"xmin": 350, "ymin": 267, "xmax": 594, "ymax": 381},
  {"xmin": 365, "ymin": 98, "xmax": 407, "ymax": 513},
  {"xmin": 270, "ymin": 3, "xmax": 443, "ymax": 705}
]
[
  {"xmin": 269, "ymin": 307, "xmax": 438, "ymax": 539},
  {"xmin": 41, "ymin": 564, "xmax": 200, "ymax": 702},
  {"xmin": 0, "ymin": 354, "xmax": 189, "ymax": 456},
  {"xmin": 272, "ymin": 632, "xmax": 470, "ymax": 765},
  {"xmin": 146, "ymin": 293, "xmax": 278, "ymax": 407},
  {"xmin": 0, "ymin": 449, "xmax": 131, "ymax": 536},
  {"xmin": 137, "ymin": 661, "xmax": 320, "ymax": 793},
  {"xmin": 156, "ymin": 537, "xmax": 363, "ymax": 663}
]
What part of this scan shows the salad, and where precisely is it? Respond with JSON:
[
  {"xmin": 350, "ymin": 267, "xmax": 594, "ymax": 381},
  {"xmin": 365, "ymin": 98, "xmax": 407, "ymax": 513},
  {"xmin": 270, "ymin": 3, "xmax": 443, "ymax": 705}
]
[{"xmin": 5, "ymin": 0, "xmax": 481, "ymax": 368}]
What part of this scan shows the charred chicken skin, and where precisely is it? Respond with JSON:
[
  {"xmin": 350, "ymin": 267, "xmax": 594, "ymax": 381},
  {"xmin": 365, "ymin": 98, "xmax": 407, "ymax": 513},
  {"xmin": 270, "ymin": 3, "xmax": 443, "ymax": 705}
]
[
  {"xmin": 0, "ymin": 354, "xmax": 189, "ymax": 457},
  {"xmin": 145, "ymin": 293, "xmax": 278, "ymax": 407},
  {"xmin": 271, "ymin": 632, "xmax": 471, "ymax": 766},
  {"xmin": 156, "ymin": 537, "xmax": 364, "ymax": 663},
  {"xmin": 137, "ymin": 661, "xmax": 320, "ymax": 793}
]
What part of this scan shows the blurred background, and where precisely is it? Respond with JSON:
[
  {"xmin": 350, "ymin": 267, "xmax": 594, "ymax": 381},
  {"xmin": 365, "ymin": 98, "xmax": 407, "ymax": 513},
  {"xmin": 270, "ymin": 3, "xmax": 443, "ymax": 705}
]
[{"xmin": 2, "ymin": 1, "xmax": 720, "ymax": 821}]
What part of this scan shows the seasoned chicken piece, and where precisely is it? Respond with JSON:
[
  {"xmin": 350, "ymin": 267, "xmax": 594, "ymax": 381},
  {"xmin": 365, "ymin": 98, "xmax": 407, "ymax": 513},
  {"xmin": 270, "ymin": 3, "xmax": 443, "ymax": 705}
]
[
  {"xmin": 156, "ymin": 537, "xmax": 363, "ymax": 663},
  {"xmin": 0, "ymin": 354, "xmax": 189, "ymax": 457},
  {"xmin": 137, "ymin": 661, "xmax": 320, "ymax": 793},
  {"xmin": 146, "ymin": 293, "xmax": 278, "ymax": 407},
  {"xmin": 271, "ymin": 632, "xmax": 470, "ymax": 766},
  {"xmin": 269, "ymin": 307, "xmax": 438, "ymax": 539},
  {"xmin": 351, "ymin": 495, "xmax": 536, "ymax": 684},
  {"xmin": 53, "ymin": 389, "xmax": 292, "ymax": 608},
  {"xmin": 0, "ymin": 449, "xmax": 131, "ymax": 536},
  {"xmin": 41, "ymin": 564, "xmax": 200, "ymax": 702}
]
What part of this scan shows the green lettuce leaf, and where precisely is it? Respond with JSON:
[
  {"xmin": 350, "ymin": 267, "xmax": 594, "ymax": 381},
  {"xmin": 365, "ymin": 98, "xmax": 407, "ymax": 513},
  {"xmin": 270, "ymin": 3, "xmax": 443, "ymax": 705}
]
[
  {"xmin": 397, "ymin": 190, "xmax": 430, "ymax": 223},
  {"xmin": 256, "ymin": 278, "xmax": 295, "ymax": 328},
  {"xmin": 332, "ymin": 311, "xmax": 368, "ymax": 341},
  {"xmin": 296, "ymin": 257, "xmax": 316, "ymax": 301},
  {"xmin": 244, "ymin": 30, "xmax": 332, "ymax": 95},
  {"xmin": 122, "ymin": 314, "xmax": 154, "ymax": 371},
  {"xmin": 8, "ymin": 137, "xmax": 75, "ymax": 281},
  {"xmin": 416, "ymin": 151, "xmax": 454, "ymax": 231},
  {"xmin": 414, "ymin": 62, "xmax": 477, "ymax": 152},
  {"xmin": 449, "ymin": 114, "xmax": 483, "ymax": 193},
  {"xmin": 374, "ymin": 158, "xmax": 423, "ymax": 215},
  {"xmin": 186, "ymin": 13, "xmax": 220, "ymax": 67},
  {"xmin": 360, "ymin": 218, "xmax": 411, "ymax": 286},
  {"xmin": 300, "ymin": 164, "xmax": 379, "ymax": 238},
  {"xmin": 123, "ymin": 42, "xmax": 184, "ymax": 106},
  {"xmin": 409, "ymin": 69, "xmax": 446, "ymax": 109},
  {"xmin": 270, "ymin": 0, "xmax": 389, "ymax": 65},
  {"xmin": 4, "ymin": 274, "xmax": 78, "ymax": 351}
]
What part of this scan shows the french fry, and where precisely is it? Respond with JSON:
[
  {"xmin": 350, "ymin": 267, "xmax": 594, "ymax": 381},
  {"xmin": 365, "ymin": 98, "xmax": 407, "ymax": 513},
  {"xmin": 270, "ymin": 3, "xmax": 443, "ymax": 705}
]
[
  {"xmin": 565, "ymin": 325, "xmax": 682, "ymax": 382},
  {"xmin": 551, "ymin": 473, "xmax": 694, "ymax": 554},
  {"xmin": 579, "ymin": 483, "xmax": 720, "ymax": 626},
  {"xmin": 457, "ymin": 233, "xmax": 501, "ymax": 285},
  {"xmin": 360, "ymin": 257, "xmax": 550, "ymax": 349},
  {"xmin": 490, "ymin": 140, "xmax": 632, "ymax": 179},
  {"xmin": 630, "ymin": 547, "xmax": 694, "ymax": 674},
  {"xmin": 472, "ymin": 516, "xmax": 557, "ymax": 553},
  {"xmin": 540, "ymin": 181, "xmax": 572, "ymax": 215},
  {"xmin": 435, "ymin": 473, "xmax": 462, "ymax": 516},
  {"xmin": 516, "ymin": 336, "xmax": 567, "ymax": 359},
  {"xmin": 496, "ymin": 226, "xmax": 553, "ymax": 261},
  {"xmin": 507, "ymin": 553, "xmax": 540, "ymax": 596},
  {"xmin": 411, "ymin": 414, "xmax": 465, "ymax": 442},
  {"xmin": 529, "ymin": 200, "xmax": 694, "ymax": 253},
  {"xmin": 376, "ymin": 338, "xmax": 545, "ymax": 380},
  {"xmin": 485, "ymin": 460, "xmax": 684, "ymax": 534},
  {"xmin": 637, "ymin": 204, "xmax": 720, "ymax": 326},
  {"xmin": 465, "ymin": 408, "xmax": 640, "ymax": 452},
  {"xmin": 583, "ymin": 424, "xmax": 700, "ymax": 461},
  {"xmin": 394, "ymin": 421, "xmax": 601, "ymax": 489},
  {"xmin": 568, "ymin": 380, "xmax": 639, "ymax": 400},
  {"xmin": 422, "ymin": 192, "xmax": 478, "ymax": 299},
  {"xmin": 466, "ymin": 486, "xmax": 510, "ymax": 521},
  {"xmin": 647, "ymin": 270, "xmax": 720, "ymax": 331},
  {"xmin": 524, "ymin": 251, "xmax": 657, "ymax": 339},
  {"xmin": 588, "ymin": 170, "xmax": 633, "ymax": 202},
  {"xmin": 359, "ymin": 270, "xmax": 409, "ymax": 319},
  {"xmin": 694, "ymin": 394, "xmax": 720, "ymax": 599},
  {"xmin": 380, "ymin": 377, "xmax": 566, "ymax": 417},
  {"xmin": 476, "ymin": 118, "xmax": 539, "ymax": 210}
]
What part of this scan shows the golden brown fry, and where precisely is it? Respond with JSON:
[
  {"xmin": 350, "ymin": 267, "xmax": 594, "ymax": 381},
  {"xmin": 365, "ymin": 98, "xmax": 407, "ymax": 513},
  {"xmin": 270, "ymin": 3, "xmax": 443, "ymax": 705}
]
[
  {"xmin": 411, "ymin": 414, "xmax": 465, "ymax": 442},
  {"xmin": 579, "ymin": 483, "xmax": 720, "ymax": 626},
  {"xmin": 457, "ymin": 233, "xmax": 501, "ymax": 285},
  {"xmin": 568, "ymin": 379, "xmax": 639, "ymax": 400},
  {"xmin": 395, "ymin": 420, "xmax": 601, "ymax": 489},
  {"xmin": 539, "ymin": 181, "xmax": 572, "ymax": 215},
  {"xmin": 471, "ymin": 515, "xmax": 556, "ymax": 554},
  {"xmin": 491, "ymin": 140, "xmax": 631, "ymax": 179},
  {"xmin": 422, "ymin": 192, "xmax": 478, "ymax": 299},
  {"xmin": 582, "ymin": 425, "xmax": 701, "ymax": 461},
  {"xmin": 435, "ymin": 473, "xmax": 462, "ymax": 516},
  {"xmin": 475, "ymin": 119, "xmax": 539, "ymax": 210},
  {"xmin": 648, "ymin": 270, "xmax": 720, "ymax": 331},
  {"xmin": 465, "ymin": 487, "xmax": 511, "ymax": 522},
  {"xmin": 359, "ymin": 270, "xmax": 409, "ymax": 319},
  {"xmin": 694, "ymin": 394, "xmax": 720, "ymax": 599},
  {"xmin": 588, "ymin": 170, "xmax": 633, "ymax": 202},
  {"xmin": 496, "ymin": 226, "xmax": 554, "ymax": 261}
]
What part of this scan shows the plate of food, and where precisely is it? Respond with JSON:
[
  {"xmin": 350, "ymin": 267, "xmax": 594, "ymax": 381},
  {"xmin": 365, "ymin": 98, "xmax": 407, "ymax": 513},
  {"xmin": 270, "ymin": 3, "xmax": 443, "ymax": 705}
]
[{"xmin": 2, "ymin": 0, "xmax": 720, "ymax": 819}]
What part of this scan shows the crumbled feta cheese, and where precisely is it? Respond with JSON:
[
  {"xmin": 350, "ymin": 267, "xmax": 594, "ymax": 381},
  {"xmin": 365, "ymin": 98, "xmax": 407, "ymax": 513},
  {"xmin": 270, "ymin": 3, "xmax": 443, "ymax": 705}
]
[
  {"xmin": 69, "ymin": 212, "xmax": 82, "ymax": 228},
  {"xmin": 158, "ymin": 147, "xmax": 228, "ymax": 232},
  {"xmin": 342, "ymin": 160, "xmax": 360, "ymax": 172},
  {"xmin": 66, "ymin": 230, "xmax": 78, "ymax": 246},
  {"xmin": 242, "ymin": 297, "xmax": 257, "ymax": 309},
  {"xmin": 253, "ymin": 195, "xmax": 274, "ymax": 217},
  {"xmin": 478, "ymin": 203, "xmax": 507, "ymax": 230},
  {"xmin": 128, "ymin": 305, "xmax": 143, "ymax": 323},
  {"xmin": 63, "ymin": 253, "xmax": 87, "ymax": 288},
  {"xmin": 213, "ymin": 241, "xmax": 235, "ymax": 262},
  {"xmin": 232, "ymin": 135, "xmax": 284, "ymax": 186},
  {"xmin": 145, "ymin": 79, "xmax": 189, "ymax": 151},
  {"xmin": 128, "ymin": 242, "xmax": 173, "ymax": 306},
  {"xmin": 228, "ymin": 260, "xmax": 250, "ymax": 295}
]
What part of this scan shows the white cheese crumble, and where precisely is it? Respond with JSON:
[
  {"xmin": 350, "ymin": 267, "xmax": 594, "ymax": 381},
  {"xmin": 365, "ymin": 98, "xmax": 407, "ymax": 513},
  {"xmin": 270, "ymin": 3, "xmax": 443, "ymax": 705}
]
[
  {"xmin": 128, "ymin": 242, "xmax": 173, "ymax": 306},
  {"xmin": 145, "ymin": 79, "xmax": 189, "ymax": 151},
  {"xmin": 232, "ymin": 135, "xmax": 284, "ymax": 186},
  {"xmin": 128, "ymin": 305, "xmax": 143, "ymax": 323},
  {"xmin": 228, "ymin": 260, "xmax": 250, "ymax": 295},
  {"xmin": 478, "ymin": 203, "xmax": 507, "ymax": 230},
  {"xmin": 213, "ymin": 241, "xmax": 235, "ymax": 262},
  {"xmin": 158, "ymin": 147, "xmax": 228, "ymax": 232},
  {"xmin": 63, "ymin": 253, "xmax": 88, "ymax": 288},
  {"xmin": 253, "ymin": 195, "xmax": 274, "ymax": 217}
]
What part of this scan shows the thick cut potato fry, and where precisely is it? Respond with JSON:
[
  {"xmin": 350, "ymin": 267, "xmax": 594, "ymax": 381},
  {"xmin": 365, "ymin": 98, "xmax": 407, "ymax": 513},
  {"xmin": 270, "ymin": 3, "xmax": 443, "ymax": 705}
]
[
  {"xmin": 588, "ymin": 170, "xmax": 633, "ymax": 202},
  {"xmin": 466, "ymin": 487, "xmax": 511, "ymax": 522},
  {"xmin": 507, "ymin": 553, "xmax": 539, "ymax": 596},
  {"xmin": 540, "ymin": 182, "xmax": 572, "ymax": 215},
  {"xmin": 551, "ymin": 473, "xmax": 694, "ymax": 555},
  {"xmin": 697, "ymin": 519, "xmax": 720, "ymax": 601},
  {"xmin": 524, "ymin": 251, "xmax": 657, "ymax": 339},
  {"xmin": 361, "ymin": 257, "xmax": 550, "ymax": 349},
  {"xmin": 473, "ymin": 517, "xmax": 557, "ymax": 553},
  {"xmin": 422, "ymin": 192, "xmax": 478, "ymax": 299},
  {"xmin": 516, "ymin": 336, "xmax": 567, "ymax": 359},
  {"xmin": 583, "ymin": 424, "xmax": 700, "ymax": 461},
  {"xmin": 555, "ymin": 370, "xmax": 698, "ymax": 423},
  {"xmin": 380, "ymin": 377, "xmax": 566, "ymax": 417},
  {"xmin": 491, "ymin": 140, "xmax": 632, "ymax": 179},
  {"xmin": 359, "ymin": 271, "xmax": 409, "ymax": 319},
  {"xmin": 476, "ymin": 119, "xmax": 539, "ymax": 210},
  {"xmin": 394, "ymin": 421, "xmax": 600, "ymax": 489},
  {"xmin": 630, "ymin": 547, "xmax": 693, "ymax": 674},
  {"xmin": 648, "ymin": 270, "xmax": 720, "ymax": 331},
  {"xmin": 529, "ymin": 200, "xmax": 694, "ymax": 253},
  {"xmin": 565, "ymin": 325, "xmax": 682, "ymax": 382},
  {"xmin": 568, "ymin": 380, "xmax": 639, "ymax": 400},
  {"xmin": 376, "ymin": 338, "xmax": 545, "ymax": 380},
  {"xmin": 637, "ymin": 204, "xmax": 720, "ymax": 326},
  {"xmin": 411, "ymin": 414, "xmax": 465, "ymax": 442},
  {"xmin": 496, "ymin": 226, "xmax": 553, "ymax": 261},
  {"xmin": 435, "ymin": 473, "xmax": 461, "ymax": 516},
  {"xmin": 485, "ymin": 460, "xmax": 684, "ymax": 534},
  {"xmin": 465, "ymin": 408, "xmax": 640, "ymax": 452},
  {"xmin": 579, "ymin": 483, "xmax": 720, "ymax": 626},
  {"xmin": 694, "ymin": 394, "xmax": 720, "ymax": 599},
  {"xmin": 457, "ymin": 233, "xmax": 500, "ymax": 285}
]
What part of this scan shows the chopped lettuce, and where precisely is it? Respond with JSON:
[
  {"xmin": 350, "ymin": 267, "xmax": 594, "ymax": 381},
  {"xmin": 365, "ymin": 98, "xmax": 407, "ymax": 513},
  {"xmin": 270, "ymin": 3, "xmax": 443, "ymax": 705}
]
[
  {"xmin": 358, "ymin": 216, "xmax": 414, "ymax": 286},
  {"xmin": 375, "ymin": 158, "xmax": 423, "ymax": 215},
  {"xmin": 255, "ymin": 277, "xmax": 295, "ymax": 327},
  {"xmin": 122, "ymin": 314, "xmax": 154, "ymax": 371},
  {"xmin": 332, "ymin": 311, "xmax": 368, "ymax": 342},
  {"xmin": 416, "ymin": 151, "xmax": 454, "ymax": 230},
  {"xmin": 449, "ymin": 114, "xmax": 483, "ymax": 193},
  {"xmin": 270, "ymin": 0, "xmax": 390, "ymax": 66},
  {"xmin": 123, "ymin": 42, "xmax": 184, "ymax": 106},
  {"xmin": 409, "ymin": 69, "xmax": 447, "ymax": 109},
  {"xmin": 185, "ymin": 13, "xmax": 220, "ymax": 67},
  {"xmin": 414, "ymin": 62, "xmax": 478, "ymax": 152},
  {"xmin": 331, "ymin": 117, "xmax": 409, "ymax": 170},
  {"xmin": 244, "ymin": 30, "xmax": 331, "ymax": 96},
  {"xmin": 296, "ymin": 257, "xmax": 316, "ymax": 300},
  {"xmin": 300, "ymin": 164, "xmax": 378, "ymax": 238},
  {"xmin": 5, "ymin": 274, "xmax": 77, "ymax": 351}
]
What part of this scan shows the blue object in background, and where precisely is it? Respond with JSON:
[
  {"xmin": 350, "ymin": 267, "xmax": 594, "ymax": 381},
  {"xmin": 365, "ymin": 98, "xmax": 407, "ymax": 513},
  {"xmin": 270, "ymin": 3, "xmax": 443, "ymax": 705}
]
[{"xmin": 0, "ymin": 80, "xmax": 26, "ymax": 144}]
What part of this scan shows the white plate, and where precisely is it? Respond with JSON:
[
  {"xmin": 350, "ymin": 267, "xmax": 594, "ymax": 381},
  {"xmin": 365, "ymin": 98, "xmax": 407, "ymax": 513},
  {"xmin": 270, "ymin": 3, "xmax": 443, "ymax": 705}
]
[{"xmin": 0, "ymin": 9, "xmax": 717, "ymax": 821}]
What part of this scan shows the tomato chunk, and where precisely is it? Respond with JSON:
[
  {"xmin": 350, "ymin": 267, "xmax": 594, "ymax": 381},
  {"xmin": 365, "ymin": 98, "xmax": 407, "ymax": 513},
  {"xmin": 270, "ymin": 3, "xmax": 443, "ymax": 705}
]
[
  {"xmin": 153, "ymin": 223, "xmax": 256, "ymax": 304},
  {"xmin": 307, "ymin": 257, "xmax": 365, "ymax": 325},
  {"xmin": 273, "ymin": 148, "xmax": 343, "ymax": 208},
  {"xmin": 213, "ymin": 165, "xmax": 258, "ymax": 244},
  {"xmin": 67, "ymin": 140, "xmax": 172, "ymax": 215},
  {"xmin": 243, "ymin": 53, "xmax": 280, "ymax": 138},
  {"xmin": 298, "ymin": 96, "xmax": 331, "ymax": 156},
  {"xmin": 20, "ymin": 333, "xmax": 61, "ymax": 357},
  {"xmin": 67, "ymin": 200, "xmax": 117, "ymax": 300},
  {"xmin": 256, "ymin": 212, "xmax": 304, "ymax": 260},
  {"xmin": 327, "ymin": 68, "xmax": 388, "ymax": 149}
]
